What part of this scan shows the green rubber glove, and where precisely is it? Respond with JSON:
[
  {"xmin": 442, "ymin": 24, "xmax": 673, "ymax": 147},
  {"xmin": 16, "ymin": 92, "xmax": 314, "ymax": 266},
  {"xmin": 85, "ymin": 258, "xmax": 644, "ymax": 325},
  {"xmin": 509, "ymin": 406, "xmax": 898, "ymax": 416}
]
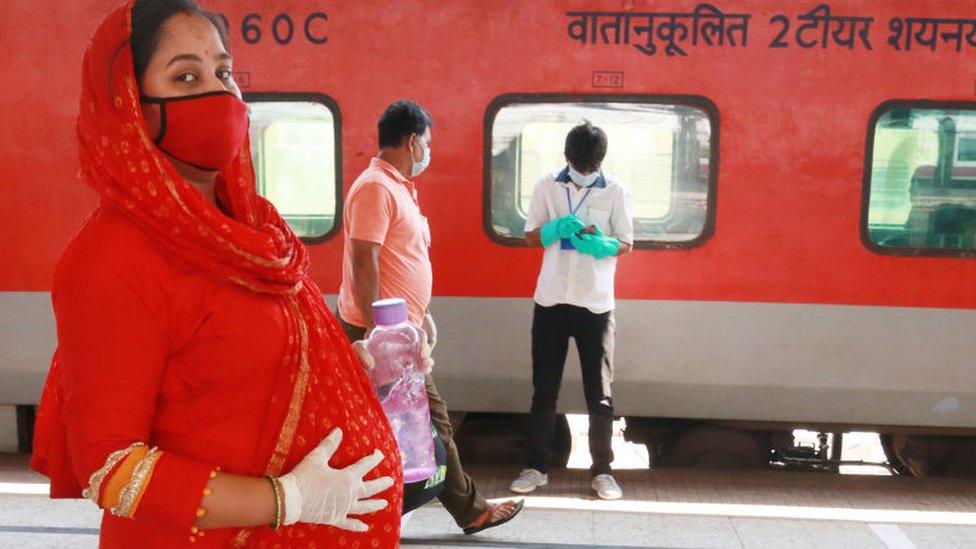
[
  {"xmin": 570, "ymin": 226, "xmax": 620, "ymax": 259},
  {"xmin": 540, "ymin": 215, "xmax": 586, "ymax": 247}
]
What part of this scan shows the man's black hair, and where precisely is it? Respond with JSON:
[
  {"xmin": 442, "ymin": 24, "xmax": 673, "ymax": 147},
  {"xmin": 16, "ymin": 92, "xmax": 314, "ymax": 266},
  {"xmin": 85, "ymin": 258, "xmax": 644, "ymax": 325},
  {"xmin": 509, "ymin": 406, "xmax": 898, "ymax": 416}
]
[
  {"xmin": 378, "ymin": 100, "xmax": 433, "ymax": 148},
  {"xmin": 564, "ymin": 121, "xmax": 608, "ymax": 173}
]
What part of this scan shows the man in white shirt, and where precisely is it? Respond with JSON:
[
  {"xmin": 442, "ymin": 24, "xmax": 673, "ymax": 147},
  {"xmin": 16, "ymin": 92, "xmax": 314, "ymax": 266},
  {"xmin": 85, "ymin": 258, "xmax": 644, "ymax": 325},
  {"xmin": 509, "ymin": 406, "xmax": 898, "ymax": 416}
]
[{"xmin": 509, "ymin": 122, "xmax": 633, "ymax": 500}]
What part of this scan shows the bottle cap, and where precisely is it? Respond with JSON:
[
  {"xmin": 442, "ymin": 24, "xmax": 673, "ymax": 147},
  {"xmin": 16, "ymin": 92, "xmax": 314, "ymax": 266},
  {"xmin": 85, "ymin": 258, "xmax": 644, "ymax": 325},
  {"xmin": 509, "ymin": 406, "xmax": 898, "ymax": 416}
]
[{"xmin": 372, "ymin": 298, "xmax": 408, "ymax": 326}]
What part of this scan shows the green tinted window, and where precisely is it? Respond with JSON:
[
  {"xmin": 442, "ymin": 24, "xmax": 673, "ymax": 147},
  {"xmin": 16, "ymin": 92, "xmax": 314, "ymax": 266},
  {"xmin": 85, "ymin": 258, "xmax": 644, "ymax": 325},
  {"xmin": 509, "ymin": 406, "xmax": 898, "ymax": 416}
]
[
  {"xmin": 247, "ymin": 100, "xmax": 338, "ymax": 239},
  {"xmin": 488, "ymin": 99, "xmax": 714, "ymax": 245},
  {"xmin": 866, "ymin": 106, "xmax": 976, "ymax": 253}
]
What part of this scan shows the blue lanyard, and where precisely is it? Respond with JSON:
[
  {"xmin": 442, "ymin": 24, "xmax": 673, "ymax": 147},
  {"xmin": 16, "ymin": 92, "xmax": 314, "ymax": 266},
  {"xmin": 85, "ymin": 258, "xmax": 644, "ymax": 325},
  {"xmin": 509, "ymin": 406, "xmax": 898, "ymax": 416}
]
[{"xmin": 565, "ymin": 185, "xmax": 593, "ymax": 216}]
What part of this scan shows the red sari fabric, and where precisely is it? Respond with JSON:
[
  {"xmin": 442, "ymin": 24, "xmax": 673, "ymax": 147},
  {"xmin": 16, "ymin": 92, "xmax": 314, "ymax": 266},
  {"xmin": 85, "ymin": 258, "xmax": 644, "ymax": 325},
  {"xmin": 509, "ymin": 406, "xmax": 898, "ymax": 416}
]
[{"xmin": 30, "ymin": 2, "xmax": 402, "ymax": 547}]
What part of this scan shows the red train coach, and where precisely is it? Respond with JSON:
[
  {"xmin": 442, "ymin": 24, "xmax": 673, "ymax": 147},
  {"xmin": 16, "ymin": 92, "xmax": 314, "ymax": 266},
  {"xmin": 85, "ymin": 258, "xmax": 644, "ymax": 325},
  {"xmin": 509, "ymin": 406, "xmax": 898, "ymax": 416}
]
[{"xmin": 1, "ymin": 0, "xmax": 975, "ymax": 475}]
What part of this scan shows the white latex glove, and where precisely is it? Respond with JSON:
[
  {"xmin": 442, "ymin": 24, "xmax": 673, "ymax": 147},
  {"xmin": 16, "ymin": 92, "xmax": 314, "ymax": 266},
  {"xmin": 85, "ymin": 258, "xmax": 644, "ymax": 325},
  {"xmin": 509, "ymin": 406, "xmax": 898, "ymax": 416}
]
[
  {"xmin": 422, "ymin": 313, "xmax": 437, "ymax": 351},
  {"xmin": 418, "ymin": 328, "xmax": 435, "ymax": 375},
  {"xmin": 278, "ymin": 428, "xmax": 393, "ymax": 531},
  {"xmin": 352, "ymin": 333, "xmax": 433, "ymax": 375}
]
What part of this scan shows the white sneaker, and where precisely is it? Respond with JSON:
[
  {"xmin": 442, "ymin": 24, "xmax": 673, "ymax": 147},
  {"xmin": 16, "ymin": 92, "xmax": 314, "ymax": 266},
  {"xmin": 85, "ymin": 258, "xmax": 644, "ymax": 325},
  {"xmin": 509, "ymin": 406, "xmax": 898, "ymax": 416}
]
[
  {"xmin": 591, "ymin": 474, "xmax": 622, "ymax": 500},
  {"xmin": 509, "ymin": 469, "xmax": 548, "ymax": 493}
]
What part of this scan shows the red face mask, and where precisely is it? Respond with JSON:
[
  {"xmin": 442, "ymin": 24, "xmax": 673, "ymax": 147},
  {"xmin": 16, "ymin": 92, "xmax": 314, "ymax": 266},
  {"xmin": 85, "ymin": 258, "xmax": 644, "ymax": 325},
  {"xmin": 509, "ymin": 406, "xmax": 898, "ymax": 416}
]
[{"xmin": 141, "ymin": 91, "xmax": 249, "ymax": 171}]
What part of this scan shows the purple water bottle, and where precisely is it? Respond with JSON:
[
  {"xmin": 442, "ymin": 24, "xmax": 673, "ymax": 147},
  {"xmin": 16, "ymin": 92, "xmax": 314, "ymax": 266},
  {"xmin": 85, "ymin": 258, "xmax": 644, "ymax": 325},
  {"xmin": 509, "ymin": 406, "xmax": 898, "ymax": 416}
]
[{"xmin": 366, "ymin": 298, "xmax": 436, "ymax": 483}]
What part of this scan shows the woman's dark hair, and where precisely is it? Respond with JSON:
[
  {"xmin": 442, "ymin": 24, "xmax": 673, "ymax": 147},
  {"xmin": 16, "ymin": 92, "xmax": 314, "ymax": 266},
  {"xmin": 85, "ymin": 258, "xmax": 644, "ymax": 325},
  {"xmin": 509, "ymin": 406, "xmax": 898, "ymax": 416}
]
[
  {"xmin": 378, "ymin": 100, "xmax": 433, "ymax": 148},
  {"xmin": 131, "ymin": 0, "xmax": 229, "ymax": 83},
  {"xmin": 564, "ymin": 121, "xmax": 608, "ymax": 173}
]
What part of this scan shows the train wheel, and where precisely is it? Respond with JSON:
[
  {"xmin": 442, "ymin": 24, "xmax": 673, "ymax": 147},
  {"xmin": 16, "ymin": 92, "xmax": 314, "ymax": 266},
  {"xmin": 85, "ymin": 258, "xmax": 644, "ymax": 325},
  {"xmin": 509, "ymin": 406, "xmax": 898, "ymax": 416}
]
[
  {"xmin": 879, "ymin": 434, "xmax": 913, "ymax": 475},
  {"xmin": 455, "ymin": 413, "xmax": 571, "ymax": 468},
  {"xmin": 656, "ymin": 425, "xmax": 773, "ymax": 470},
  {"xmin": 882, "ymin": 434, "xmax": 976, "ymax": 478}
]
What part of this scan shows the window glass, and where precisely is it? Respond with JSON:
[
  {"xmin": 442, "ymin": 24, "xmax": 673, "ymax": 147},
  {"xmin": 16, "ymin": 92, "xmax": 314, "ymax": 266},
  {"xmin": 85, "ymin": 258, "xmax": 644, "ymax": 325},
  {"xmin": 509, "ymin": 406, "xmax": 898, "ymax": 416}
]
[
  {"xmin": 489, "ymin": 100, "xmax": 714, "ymax": 244},
  {"xmin": 247, "ymin": 100, "xmax": 337, "ymax": 239},
  {"xmin": 867, "ymin": 107, "xmax": 976, "ymax": 252}
]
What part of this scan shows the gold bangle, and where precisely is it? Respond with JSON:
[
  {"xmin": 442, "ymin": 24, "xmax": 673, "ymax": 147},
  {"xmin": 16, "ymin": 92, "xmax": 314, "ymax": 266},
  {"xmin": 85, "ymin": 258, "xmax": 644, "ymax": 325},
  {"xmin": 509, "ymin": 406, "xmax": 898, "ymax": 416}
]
[
  {"xmin": 273, "ymin": 476, "xmax": 284, "ymax": 530},
  {"xmin": 266, "ymin": 475, "xmax": 282, "ymax": 531}
]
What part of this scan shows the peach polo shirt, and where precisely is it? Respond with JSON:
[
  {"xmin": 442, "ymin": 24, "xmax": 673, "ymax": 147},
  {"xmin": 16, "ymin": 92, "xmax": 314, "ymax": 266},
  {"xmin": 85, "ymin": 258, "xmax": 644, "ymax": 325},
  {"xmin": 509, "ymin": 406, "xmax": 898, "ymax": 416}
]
[{"xmin": 338, "ymin": 157, "xmax": 432, "ymax": 327}]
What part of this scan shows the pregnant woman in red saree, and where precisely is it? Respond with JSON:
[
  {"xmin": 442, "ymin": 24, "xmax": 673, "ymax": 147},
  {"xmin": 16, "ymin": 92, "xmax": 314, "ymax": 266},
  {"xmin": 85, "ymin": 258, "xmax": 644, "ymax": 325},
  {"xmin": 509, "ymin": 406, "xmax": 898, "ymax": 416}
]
[{"xmin": 30, "ymin": 1, "xmax": 403, "ymax": 546}]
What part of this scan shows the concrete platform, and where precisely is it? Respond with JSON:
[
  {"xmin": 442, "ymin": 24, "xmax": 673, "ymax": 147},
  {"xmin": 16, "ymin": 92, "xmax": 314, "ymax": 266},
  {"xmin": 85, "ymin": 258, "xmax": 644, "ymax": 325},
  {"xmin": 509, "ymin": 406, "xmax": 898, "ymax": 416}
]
[{"xmin": 5, "ymin": 453, "xmax": 976, "ymax": 548}]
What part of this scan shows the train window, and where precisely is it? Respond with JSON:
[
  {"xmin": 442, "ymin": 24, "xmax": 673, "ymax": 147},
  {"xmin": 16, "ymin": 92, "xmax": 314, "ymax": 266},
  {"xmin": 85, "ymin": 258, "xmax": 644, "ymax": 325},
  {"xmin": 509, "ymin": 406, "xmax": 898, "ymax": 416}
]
[
  {"xmin": 485, "ymin": 96, "xmax": 717, "ymax": 248},
  {"xmin": 864, "ymin": 103, "xmax": 976, "ymax": 256},
  {"xmin": 246, "ymin": 94, "xmax": 341, "ymax": 241}
]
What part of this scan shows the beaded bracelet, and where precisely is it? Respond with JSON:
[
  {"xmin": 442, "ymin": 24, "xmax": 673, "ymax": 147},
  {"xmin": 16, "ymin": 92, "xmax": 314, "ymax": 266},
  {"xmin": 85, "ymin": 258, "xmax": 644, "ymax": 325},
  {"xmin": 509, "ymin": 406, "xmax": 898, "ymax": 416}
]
[{"xmin": 266, "ymin": 475, "xmax": 283, "ymax": 531}]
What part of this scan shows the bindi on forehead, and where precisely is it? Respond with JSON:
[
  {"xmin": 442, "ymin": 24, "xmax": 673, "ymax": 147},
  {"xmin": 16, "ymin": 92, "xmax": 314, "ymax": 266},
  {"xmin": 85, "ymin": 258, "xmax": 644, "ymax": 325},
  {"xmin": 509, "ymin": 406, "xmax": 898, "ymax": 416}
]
[{"xmin": 188, "ymin": 26, "xmax": 212, "ymax": 43}]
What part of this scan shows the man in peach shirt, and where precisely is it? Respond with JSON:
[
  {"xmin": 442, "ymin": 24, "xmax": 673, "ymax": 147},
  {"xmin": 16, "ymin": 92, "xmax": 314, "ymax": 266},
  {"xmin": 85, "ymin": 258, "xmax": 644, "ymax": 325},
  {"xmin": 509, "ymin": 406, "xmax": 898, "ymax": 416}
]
[{"xmin": 337, "ymin": 100, "xmax": 523, "ymax": 534}]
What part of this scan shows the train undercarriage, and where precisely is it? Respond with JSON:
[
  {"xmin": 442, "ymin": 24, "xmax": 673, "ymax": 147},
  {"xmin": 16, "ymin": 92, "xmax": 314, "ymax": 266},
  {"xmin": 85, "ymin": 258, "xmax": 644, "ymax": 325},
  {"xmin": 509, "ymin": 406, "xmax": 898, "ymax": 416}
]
[{"xmin": 452, "ymin": 412, "xmax": 976, "ymax": 478}]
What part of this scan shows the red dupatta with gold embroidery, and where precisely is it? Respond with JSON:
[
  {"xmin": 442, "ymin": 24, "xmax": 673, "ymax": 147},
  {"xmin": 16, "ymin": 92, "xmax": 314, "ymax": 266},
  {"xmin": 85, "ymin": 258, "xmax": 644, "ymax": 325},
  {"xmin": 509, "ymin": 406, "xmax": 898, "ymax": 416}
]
[{"xmin": 30, "ymin": 2, "xmax": 402, "ymax": 546}]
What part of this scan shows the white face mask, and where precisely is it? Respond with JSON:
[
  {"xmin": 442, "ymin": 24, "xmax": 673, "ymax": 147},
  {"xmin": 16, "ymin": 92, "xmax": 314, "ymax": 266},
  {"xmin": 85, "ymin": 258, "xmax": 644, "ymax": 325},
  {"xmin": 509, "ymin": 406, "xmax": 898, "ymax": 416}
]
[
  {"xmin": 410, "ymin": 135, "xmax": 431, "ymax": 177},
  {"xmin": 568, "ymin": 165, "xmax": 600, "ymax": 187}
]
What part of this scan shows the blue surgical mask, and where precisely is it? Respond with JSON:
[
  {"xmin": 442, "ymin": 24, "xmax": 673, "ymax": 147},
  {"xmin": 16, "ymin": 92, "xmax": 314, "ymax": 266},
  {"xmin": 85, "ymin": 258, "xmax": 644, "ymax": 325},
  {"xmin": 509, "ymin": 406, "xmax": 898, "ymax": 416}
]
[
  {"xmin": 568, "ymin": 165, "xmax": 599, "ymax": 187},
  {"xmin": 410, "ymin": 136, "xmax": 431, "ymax": 177}
]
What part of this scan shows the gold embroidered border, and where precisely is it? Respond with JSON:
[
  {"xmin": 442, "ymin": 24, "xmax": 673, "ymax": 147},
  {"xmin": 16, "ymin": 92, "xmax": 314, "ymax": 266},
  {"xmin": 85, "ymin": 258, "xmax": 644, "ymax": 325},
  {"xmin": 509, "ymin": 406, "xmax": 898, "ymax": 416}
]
[
  {"xmin": 111, "ymin": 447, "xmax": 162, "ymax": 518},
  {"xmin": 232, "ymin": 297, "xmax": 310, "ymax": 548},
  {"xmin": 82, "ymin": 441, "xmax": 145, "ymax": 503},
  {"xmin": 229, "ymin": 276, "xmax": 301, "ymax": 296},
  {"xmin": 267, "ymin": 296, "xmax": 311, "ymax": 475}
]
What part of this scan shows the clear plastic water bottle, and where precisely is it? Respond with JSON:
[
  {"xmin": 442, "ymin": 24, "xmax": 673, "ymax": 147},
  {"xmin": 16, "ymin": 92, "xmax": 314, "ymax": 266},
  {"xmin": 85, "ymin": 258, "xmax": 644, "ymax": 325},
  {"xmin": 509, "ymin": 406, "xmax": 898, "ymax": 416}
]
[{"xmin": 366, "ymin": 298, "xmax": 436, "ymax": 483}]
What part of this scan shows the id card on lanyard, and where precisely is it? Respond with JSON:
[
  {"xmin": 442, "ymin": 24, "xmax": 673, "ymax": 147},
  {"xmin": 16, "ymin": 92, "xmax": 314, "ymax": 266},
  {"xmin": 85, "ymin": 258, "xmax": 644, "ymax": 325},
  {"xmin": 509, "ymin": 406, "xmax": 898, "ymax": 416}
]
[{"xmin": 561, "ymin": 185, "xmax": 592, "ymax": 250}]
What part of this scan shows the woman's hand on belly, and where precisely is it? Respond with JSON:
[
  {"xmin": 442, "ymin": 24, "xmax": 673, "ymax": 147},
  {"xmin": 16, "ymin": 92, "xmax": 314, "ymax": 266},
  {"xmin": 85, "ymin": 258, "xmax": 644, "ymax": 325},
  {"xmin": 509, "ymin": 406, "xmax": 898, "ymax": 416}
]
[{"xmin": 278, "ymin": 428, "xmax": 394, "ymax": 531}]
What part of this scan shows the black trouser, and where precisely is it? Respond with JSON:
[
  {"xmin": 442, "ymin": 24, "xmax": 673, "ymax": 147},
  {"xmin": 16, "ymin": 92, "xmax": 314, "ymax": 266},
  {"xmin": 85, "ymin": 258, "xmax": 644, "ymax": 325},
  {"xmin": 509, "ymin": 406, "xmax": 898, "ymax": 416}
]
[
  {"xmin": 528, "ymin": 303, "xmax": 615, "ymax": 476},
  {"xmin": 337, "ymin": 314, "xmax": 488, "ymax": 526},
  {"xmin": 402, "ymin": 427, "xmax": 446, "ymax": 514}
]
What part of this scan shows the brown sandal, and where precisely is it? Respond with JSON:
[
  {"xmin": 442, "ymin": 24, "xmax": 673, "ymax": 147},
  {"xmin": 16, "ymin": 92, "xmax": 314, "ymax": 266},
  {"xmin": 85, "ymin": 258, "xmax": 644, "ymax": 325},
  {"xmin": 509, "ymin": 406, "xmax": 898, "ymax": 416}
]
[{"xmin": 463, "ymin": 499, "xmax": 524, "ymax": 535}]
